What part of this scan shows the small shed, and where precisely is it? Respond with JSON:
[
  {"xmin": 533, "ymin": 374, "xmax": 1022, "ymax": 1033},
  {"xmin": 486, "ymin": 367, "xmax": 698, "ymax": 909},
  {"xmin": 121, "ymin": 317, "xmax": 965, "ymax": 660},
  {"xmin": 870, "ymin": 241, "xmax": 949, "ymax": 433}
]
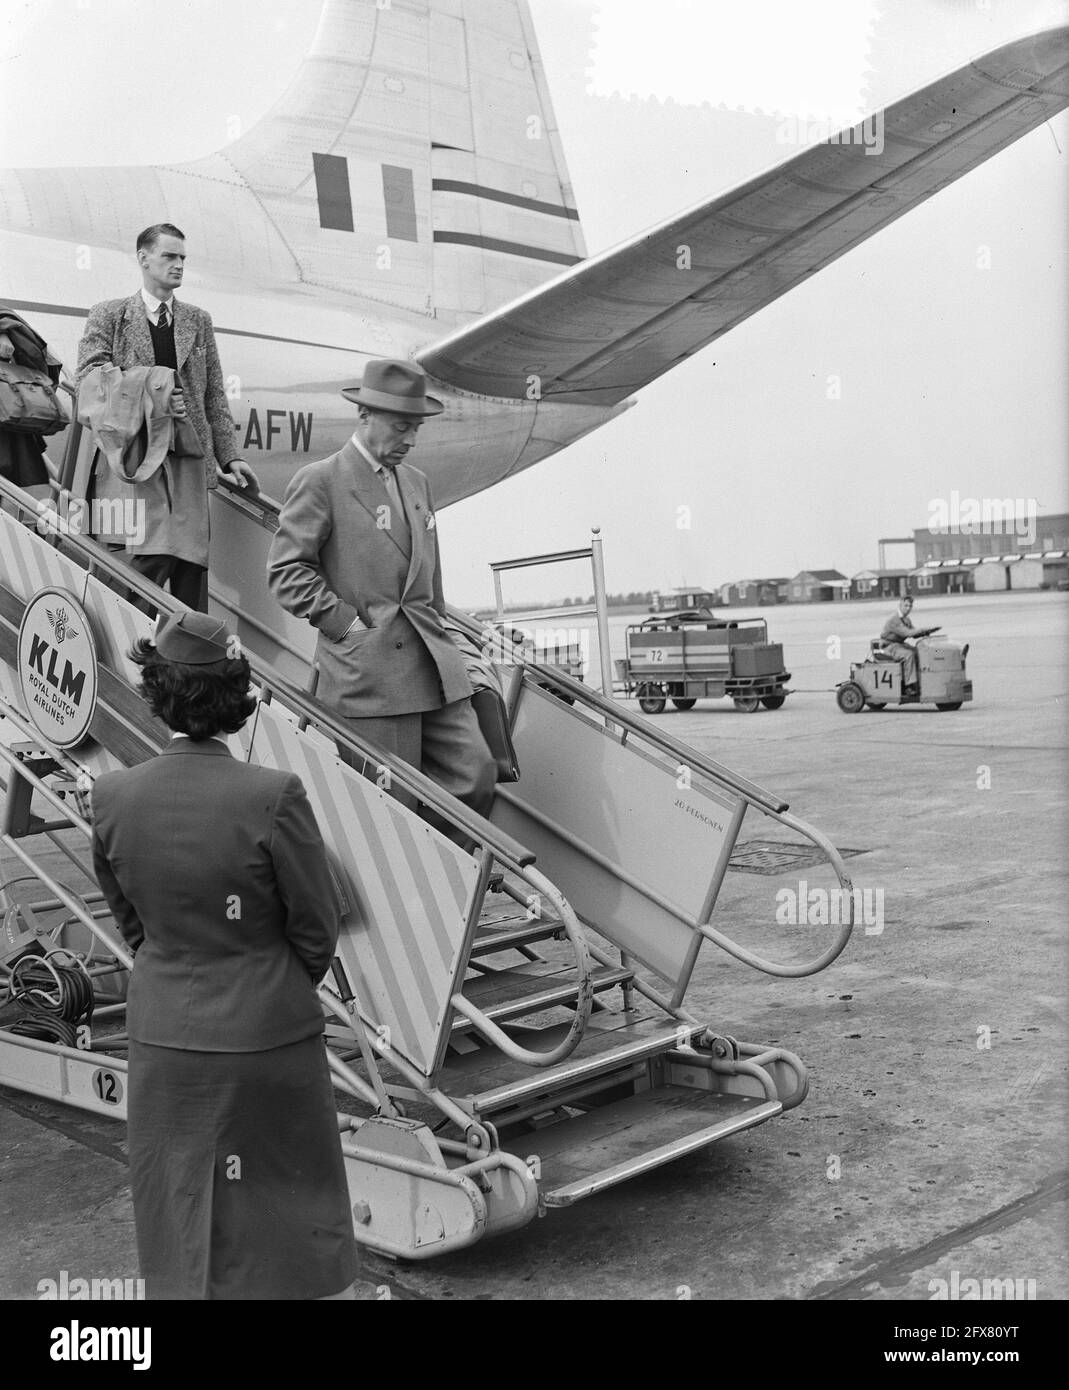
[{"xmin": 788, "ymin": 569, "xmax": 849, "ymax": 603}]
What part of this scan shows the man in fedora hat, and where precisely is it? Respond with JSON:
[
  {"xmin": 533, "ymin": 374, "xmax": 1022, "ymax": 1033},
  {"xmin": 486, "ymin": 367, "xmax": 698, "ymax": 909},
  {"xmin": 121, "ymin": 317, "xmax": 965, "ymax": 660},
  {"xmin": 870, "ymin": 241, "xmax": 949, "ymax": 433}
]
[{"xmin": 267, "ymin": 359, "xmax": 495, "ymax": 838}]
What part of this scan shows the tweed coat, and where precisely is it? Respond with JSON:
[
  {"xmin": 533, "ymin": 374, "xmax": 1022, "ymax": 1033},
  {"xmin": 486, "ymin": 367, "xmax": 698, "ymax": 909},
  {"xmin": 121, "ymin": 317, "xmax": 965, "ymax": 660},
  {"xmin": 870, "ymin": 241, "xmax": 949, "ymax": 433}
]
[
  {"xmin": 91, "ymin": 739, "xmax": 339, "ymax": 1052},
  {"xmin": 267, "ymin": 441, "xmax": 473, "ymax": 718},
  {"xmin": 76, "ymin": 292, "xmax": 239, "ymax": 486}
]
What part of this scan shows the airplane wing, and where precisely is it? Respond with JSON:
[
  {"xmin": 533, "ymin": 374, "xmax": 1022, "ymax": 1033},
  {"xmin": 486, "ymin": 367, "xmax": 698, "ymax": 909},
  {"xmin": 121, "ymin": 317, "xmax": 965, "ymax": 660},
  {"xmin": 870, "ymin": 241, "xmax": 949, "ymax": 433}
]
[{"xmin": 419, "ymin": 27, "xmax": 1069, "ymax": 407}]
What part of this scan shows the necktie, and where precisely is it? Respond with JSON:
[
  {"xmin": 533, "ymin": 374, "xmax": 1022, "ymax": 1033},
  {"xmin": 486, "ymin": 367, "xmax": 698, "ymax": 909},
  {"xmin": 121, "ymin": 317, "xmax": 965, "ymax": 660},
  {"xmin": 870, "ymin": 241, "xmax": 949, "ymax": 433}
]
[
  {"xmin": 381, "ymin": 465, "xmax": 407, "ymax": 528},
  {"xmin": 157, "ymin": 304, "xmax": 170, "ymax": 329}
]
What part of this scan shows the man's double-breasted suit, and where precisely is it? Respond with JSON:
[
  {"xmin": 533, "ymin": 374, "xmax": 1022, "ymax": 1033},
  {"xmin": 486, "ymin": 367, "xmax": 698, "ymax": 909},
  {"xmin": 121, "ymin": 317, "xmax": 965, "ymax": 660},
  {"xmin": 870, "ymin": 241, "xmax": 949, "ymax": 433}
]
[
  {"xmin": 268, "ymin": 441, "xmax": 473, "ymax": 718},
  {"xmin": 267, "ymin": 439, "xmax": 495, "ymax": 829}
]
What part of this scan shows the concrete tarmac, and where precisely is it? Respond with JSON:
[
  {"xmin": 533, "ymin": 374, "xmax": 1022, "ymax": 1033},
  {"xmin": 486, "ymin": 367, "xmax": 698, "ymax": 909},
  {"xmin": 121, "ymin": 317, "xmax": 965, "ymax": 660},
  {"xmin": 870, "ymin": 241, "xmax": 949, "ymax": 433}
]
[{"xmin": 1, "ymin": 590, "xmax": 1065, "ymax": 1302}]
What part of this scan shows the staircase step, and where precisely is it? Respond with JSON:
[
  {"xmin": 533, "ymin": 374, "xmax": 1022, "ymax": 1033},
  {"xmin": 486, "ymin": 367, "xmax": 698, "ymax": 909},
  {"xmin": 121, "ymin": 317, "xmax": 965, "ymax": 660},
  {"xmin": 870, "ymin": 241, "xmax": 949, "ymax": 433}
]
[
  {"xmin": 470, "ymin": 918, "xmax": 565, "ymax": 958},
  {"xmin": 453, "ymin": 964, "xmax": 631, "ymax": 1031},
  {"xmin": 503, "ymin": 1086, "xmax": 782, "ymax": 1206},
  {"xmin": 435, "ymin": 1015, "xmax": 704, "ymax": 1116}
]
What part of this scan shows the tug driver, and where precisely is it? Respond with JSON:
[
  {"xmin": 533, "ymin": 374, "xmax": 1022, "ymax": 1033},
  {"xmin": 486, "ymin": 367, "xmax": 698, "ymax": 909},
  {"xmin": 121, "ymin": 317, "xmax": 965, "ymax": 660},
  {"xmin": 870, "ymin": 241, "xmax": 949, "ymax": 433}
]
[{"xmin": 879, "ymin": 595, "xmax": 940, "ymax": 694}]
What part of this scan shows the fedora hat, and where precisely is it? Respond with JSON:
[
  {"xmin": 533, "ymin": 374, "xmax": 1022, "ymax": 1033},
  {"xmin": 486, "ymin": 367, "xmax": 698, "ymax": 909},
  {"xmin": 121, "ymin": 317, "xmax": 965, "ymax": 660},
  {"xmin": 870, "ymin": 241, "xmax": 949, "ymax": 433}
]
[{"xmin": 341, "ymin": 360, "xmax": 443, "ymax": 416}]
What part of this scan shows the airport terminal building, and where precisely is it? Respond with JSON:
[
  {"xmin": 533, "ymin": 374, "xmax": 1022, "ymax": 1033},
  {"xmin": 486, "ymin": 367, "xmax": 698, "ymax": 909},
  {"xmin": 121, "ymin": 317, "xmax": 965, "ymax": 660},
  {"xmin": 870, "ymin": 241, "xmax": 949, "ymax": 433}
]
[
  {"xmin": 913, "ymin": 510, "xmax": 1069, "ymax": 594},
  {"xmin": 715, "ymin": 514, "xmax": 1068, "ymax": 606}
]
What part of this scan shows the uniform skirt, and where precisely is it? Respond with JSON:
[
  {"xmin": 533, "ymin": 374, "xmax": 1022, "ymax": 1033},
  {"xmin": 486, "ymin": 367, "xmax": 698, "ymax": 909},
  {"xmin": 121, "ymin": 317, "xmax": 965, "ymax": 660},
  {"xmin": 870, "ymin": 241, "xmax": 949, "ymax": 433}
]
[{"xmin": 127, "ymin": 1035, "xmax": 358, "ymax": 1300}]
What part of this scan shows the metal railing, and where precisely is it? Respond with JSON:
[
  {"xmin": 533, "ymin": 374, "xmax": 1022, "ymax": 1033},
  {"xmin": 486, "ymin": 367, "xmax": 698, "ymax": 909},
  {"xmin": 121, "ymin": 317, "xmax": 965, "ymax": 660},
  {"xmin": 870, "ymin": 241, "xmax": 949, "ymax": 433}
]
[
  {"xmin": 0, "ymin": 475, "xmax": 598, "ymax": 1083},
  {"xmin": 445, "ymin": 604, "xmax": 857, "ymax": 984},
  {"xmin": 489, "ymin": 530, "xmax": 615, "ymax": 697}
]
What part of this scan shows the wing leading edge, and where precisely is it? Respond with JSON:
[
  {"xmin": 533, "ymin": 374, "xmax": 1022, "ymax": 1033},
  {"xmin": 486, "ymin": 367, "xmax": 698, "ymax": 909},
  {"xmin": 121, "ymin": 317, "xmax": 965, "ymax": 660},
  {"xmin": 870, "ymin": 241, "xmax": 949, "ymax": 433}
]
[{"xmin": 419, "ymin": 27, "xmax": 1069, "ymax": 407}]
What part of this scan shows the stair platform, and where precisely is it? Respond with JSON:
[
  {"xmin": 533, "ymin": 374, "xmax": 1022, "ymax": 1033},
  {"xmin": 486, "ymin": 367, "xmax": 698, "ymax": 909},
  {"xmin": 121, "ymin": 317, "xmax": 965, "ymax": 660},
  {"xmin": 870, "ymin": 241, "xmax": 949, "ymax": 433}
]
[{"xmin": 507, "ymin": 1086, "xmax": 782, "ymax": 1206}]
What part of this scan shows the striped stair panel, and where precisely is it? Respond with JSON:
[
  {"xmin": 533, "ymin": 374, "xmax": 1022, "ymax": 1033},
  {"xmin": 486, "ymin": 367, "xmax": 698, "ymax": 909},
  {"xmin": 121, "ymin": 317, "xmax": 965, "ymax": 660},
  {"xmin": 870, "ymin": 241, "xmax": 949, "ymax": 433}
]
[
  {"xmin": 247, "ymin": 702, "xmax": 482, "ymax": 1081},
  {"xmin": 82, "ymin": 574, "xmax": 154, "ymax": 685},
  {"xmin": 0, "ymin": 510, "xmax": 90, "ymax": 608}
]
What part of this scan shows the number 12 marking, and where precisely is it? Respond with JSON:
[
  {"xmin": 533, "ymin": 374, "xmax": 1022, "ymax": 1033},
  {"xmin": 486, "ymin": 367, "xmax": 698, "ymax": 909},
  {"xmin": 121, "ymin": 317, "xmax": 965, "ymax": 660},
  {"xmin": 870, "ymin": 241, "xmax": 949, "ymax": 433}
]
[{"xmin": 91, "ymin": 1069, "xmax": 123, "ymax": 1105}]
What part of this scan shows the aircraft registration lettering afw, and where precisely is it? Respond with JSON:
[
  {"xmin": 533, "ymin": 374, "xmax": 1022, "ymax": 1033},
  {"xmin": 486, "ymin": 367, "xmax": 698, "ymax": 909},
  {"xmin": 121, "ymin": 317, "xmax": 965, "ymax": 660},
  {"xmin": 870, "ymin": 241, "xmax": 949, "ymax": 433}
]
[{"xmin": 239, "ymin": 408, "xmax": 315, "ymax": 455}]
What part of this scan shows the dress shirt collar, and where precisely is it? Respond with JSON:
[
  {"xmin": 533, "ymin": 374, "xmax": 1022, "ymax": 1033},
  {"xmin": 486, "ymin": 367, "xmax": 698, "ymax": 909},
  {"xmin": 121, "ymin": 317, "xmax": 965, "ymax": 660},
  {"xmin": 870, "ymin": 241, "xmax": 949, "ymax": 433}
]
[
  {"xmin": 170, "ymin": 732, "xmax": 227, "ymax": 746},
  {"xmin": 349, "ymin": 431, "xmax": 391, "ymax": 476},
  {"xmin": 141, "ymin": 287, "xmax": 175, "ymax": 318}
]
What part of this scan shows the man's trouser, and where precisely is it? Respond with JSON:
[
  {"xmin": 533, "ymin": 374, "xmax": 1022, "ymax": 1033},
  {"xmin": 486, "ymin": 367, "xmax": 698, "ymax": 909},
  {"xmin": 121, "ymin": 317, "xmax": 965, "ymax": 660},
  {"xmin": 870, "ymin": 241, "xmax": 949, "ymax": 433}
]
[
  {"xmin": 882, "ymin": 642, "xmax": 917, "ymax": 687},
  {"xmin": 342, "ymin": 697, "xmax": 496, "ymax": 847},
  {"xmin": 129, "ymin": 554, "xmax": 209, "ymax": 613}
]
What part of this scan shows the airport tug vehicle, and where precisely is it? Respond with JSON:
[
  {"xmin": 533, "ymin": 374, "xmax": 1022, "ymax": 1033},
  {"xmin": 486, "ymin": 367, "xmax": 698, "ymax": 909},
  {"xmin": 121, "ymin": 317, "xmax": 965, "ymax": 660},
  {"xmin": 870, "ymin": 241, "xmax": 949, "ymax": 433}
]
[
  {"xmin": 0, "ymin": 461, "xmax": 854, "ymax": 1261},
  {"xmin": 836, "ymin": 632, "xmax": 972, "ymax": 712},
  {"xmin": 618, "ymin": 608, "xmax": 791, "ymax": 713}
]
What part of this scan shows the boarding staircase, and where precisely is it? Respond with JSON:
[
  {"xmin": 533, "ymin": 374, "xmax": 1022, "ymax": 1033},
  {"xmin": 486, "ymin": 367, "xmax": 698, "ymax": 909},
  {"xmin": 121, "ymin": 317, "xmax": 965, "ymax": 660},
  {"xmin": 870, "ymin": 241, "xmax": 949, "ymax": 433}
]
[{"xmin": 0, "ymin": 421, "xmax": 857, "ymax": 1257}]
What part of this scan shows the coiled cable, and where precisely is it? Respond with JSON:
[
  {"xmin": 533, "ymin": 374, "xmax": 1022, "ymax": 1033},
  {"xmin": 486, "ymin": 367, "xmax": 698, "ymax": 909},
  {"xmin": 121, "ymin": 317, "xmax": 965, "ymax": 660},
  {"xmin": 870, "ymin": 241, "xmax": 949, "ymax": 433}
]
[{"xmin": 2, "ymin": 949, "xmax": 94, "ymax": 1046}]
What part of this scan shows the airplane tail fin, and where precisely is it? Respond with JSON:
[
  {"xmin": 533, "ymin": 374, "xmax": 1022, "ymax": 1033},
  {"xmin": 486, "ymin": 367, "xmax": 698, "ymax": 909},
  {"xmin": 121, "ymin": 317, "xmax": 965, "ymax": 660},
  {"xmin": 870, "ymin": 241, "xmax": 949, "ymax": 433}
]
[{"xmin": 218, "ymin": 0, "xmax": 585, "ymax": 322}]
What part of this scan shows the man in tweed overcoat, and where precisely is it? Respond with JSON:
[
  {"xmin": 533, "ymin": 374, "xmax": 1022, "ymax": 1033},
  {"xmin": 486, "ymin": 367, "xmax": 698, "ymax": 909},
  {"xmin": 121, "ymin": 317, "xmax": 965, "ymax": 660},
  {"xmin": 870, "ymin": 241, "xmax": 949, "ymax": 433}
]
[{"xmin": 77, "ymin": 222, "xmax": 256, "ymax": 610}]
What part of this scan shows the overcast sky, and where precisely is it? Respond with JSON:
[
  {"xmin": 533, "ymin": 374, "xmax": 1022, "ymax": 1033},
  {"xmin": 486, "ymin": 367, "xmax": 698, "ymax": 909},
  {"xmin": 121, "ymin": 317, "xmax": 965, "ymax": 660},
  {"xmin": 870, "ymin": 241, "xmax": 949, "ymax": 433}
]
[{"xmin": 1, "ymin": 0, "xmax": 1065, "ymax": 605}]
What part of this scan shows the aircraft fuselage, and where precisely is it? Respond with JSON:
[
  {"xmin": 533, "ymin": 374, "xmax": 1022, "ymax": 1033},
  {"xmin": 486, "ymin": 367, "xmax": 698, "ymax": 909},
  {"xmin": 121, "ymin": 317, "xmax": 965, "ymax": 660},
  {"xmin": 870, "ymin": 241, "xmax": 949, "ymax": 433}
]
[{"xmin": 0, "ymin": 228, "xmax": 623, "ymax": 508}]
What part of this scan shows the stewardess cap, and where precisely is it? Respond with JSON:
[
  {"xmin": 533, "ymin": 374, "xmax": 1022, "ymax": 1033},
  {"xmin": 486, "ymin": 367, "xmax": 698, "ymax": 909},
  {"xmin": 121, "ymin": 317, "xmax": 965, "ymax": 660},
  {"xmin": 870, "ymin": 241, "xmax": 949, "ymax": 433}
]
[{"xmin": 155, "ymin": 611, "xmax": 233, "ymax": 665}]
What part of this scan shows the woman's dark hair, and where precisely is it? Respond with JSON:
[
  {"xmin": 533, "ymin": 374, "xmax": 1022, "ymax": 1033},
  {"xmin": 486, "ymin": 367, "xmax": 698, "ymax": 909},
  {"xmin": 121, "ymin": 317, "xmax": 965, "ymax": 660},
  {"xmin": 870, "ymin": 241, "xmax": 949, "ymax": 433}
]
[{"xmin": 130, "ymin": 638, "xmax": 256, "ymax": 740}]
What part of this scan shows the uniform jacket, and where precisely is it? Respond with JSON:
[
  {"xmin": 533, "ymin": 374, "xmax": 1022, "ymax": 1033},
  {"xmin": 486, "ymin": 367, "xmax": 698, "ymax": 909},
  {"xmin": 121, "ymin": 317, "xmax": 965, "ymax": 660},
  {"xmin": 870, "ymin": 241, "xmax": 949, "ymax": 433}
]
[
  {"xmin": 91, "ymin": 740, "xmax": 339, "ymax": 1052},
  {"xmin": 76, "ymin": 292, "xmax": 238, "ymax": 486},
  {"xmin": 267, "ymin": 441, "xmax": 473, "ymax": 717}
]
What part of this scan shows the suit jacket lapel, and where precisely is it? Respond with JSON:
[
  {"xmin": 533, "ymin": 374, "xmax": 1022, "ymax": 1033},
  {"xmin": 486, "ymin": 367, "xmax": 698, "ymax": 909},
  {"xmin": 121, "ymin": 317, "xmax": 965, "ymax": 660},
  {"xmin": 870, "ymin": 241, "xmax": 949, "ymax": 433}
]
[
  {"xmin": 398, "ymin": 466, "xmax": 426, "ymax": 598},
  {"xmin": 122, "ymin": 293, "xmax": 155, "ymax": 367},
  {"xmin": 172, "ymin": 299, "xmax": 196, "ymax": 371},
  {"xmin": 340, "ymin": 442, "xmax": 410, "ymax": 562},
  {"xmin": 385, "ymin": 467, "xmax": 412, "ymax": 558}
]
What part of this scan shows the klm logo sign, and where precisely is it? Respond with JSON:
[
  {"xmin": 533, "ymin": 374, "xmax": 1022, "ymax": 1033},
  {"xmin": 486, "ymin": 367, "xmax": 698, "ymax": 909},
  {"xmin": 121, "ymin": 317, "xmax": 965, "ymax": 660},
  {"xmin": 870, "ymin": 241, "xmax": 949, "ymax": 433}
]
[
  {"xmin": 26, "ymin": 631, "xmax": 87, "ymax": 706},
  {"xmin": 17, "ymin": 589, "xmax": 99, "ymax": 750}
]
